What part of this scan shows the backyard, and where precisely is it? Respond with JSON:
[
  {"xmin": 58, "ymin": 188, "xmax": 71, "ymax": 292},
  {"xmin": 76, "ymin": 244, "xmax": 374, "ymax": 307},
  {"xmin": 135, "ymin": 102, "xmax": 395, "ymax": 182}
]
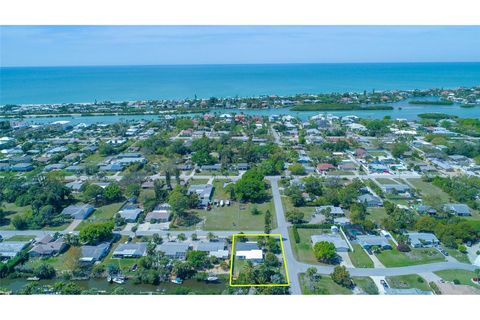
[{"xmin": 376, "ymin": 242, "xmax": 445, "ymax": 267}]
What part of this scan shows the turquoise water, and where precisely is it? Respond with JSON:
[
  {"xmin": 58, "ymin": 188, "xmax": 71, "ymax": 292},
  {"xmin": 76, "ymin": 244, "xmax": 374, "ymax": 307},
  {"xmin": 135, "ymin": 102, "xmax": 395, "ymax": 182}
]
[
  {"xmin": 15, "ymin": 100, "xmax": 480, "ymax": 125},
  {"xmin": 1, "ymin": 62, "xmax": 480, "ymax": 104}
]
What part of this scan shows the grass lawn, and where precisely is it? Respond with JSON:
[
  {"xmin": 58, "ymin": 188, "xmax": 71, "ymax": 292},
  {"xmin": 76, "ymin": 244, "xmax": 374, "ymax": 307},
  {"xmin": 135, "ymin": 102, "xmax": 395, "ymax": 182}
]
[
  {"xmin": 376, "ymin": 178, "xmax": 398, "ymax": 185},
  {"xmin": 434, "ymin": 269, "xmax": 480, "ymax": 289},
  {"xmin": 100, "ymin": 237, "xmax": 138, "ymax": 276},
  {"xmin": 281, "ymin": 195, "xmax": 315, "ymax": 222},
  {"xmin": 349, "ymin": 244, "xmax": 374, "ymax": 268},
  {"xmin": 76, "ymin": 202, "xmax": 124, "ymax": 230},
  {"xmin": 4, "ymin": 235, "xmax": 36, "ymax": 241},
  {"xmin": 443, "ymin": 247, "xmax": 471, "ymax": 264},
  {"xmin": 288, "ymin": 227, "xmax": 331, "ymax": 265},
  {"xmin": 212, "ymin": 179, "xmax": 232, "ymax": 200},
  {"xmin": 407, "ymin": 178, "xmax": 450, "ymax": 202},
  {"xmin": 353, "ymin": 276, "xmax": 378, "ymax": 294},
  {"xmin": 376, "ymin": 244, "xmax": 445, "ymax": 267},
  {"xmin": 386, "ymin": 274, "xmax": 432, "ymax": 292},
  {"xmin": 300, "ymin": 273, "xmax": 352, "ymax": 295},
  {"xmin": 0, "ymin": 203, "xmax": 30, "ymax": 230},
  {"xmin": 366, "ymin": 207, "xmax": 388, "ymax": 225},
  {"xmin": 189, "ymin": 178, "xmax": 210, "ymax": 185},
  {"xmin": 82, "ymin": 152, "xmax": 105, "ymax": 164},
  {"xmin": 193, "ymin": 200, "xmax": 276, "ymax": 231},
  {"xmin": 327, "ymin": 170, "xmax": 355, "ymax": 176},
  {"xmin": 25, "ymin": 246, "xmax": 82, "ymax": 272}
]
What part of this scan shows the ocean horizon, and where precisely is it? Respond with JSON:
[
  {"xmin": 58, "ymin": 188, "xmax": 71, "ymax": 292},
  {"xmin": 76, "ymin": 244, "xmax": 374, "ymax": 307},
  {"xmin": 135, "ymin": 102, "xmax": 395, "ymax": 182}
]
[{"xmin": 1, "ymin": 62, "xmax": 480, "ymax": 104}]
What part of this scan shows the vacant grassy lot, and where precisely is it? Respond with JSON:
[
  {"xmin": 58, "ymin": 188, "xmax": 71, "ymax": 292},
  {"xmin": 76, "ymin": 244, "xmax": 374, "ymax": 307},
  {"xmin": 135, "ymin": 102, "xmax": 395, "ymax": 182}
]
[
  {"xmin": 434, "ymin": 269, "xmax": 480, "ymax": 288},
  {"xmin": 4, "ymin": 235, "xmax": 36, "ymax": 241},
  {"xmin": 376, "ymin": 244, "xmax": 445, "ymax": 267},
  {"xmin": 281, "ymin": 195, "xmax": 315, "ymax": 223},
  {"xmin": 0, "ymin": 203, "xmax": 30, "ymax": 230},
  {"xmin": 366, "ymin": 207, "xmax": 388, "ymax": 225},
  {"xmin": 25, "ymin": 246, "xmax": 82, "ymax": 272},
  {"xmin": 288, "ymin": 228, "xmax": 333, "ymax": 265},
  {"xmin": 407, "ymin": 178, "xmax": 450, "ymax": 202},
  {"xmin": 76, "ymin": 201, "xmax": 124, "ymax": 230},
  {"xmin": 386, "ymin": 274, "xmax": 432, "ymax": 292},
  {"xmin": 353, "ymin": 276, "xmax": 378, "ymax": 294},
  {"xmin": 444, "ymin": 247, "xmax": 471, "ymax": 264},
  {"xmin": 375, "ymin": 178, "xmax": 398, "ymax": 185},
  {"xmin": 194, "ymin": 200, "xmax": 275, "ymax": 231},
  {"xmin": 349, "ymin": 244, "xmax": 374, "ymax": 268},
  {"xmin": 300, "ymin": 273, "xmax": 352, "ymax": 295},
  {"xmin": 211, "ymin": 179, "xmax": 232, "ymax": 200}
]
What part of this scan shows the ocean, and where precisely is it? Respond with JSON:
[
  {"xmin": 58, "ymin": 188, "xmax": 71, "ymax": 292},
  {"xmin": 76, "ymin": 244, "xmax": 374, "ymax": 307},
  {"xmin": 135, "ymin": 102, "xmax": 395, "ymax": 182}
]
[{"xmin": 1, "ymin": 62, "xmax": 480, "ymax": 105}]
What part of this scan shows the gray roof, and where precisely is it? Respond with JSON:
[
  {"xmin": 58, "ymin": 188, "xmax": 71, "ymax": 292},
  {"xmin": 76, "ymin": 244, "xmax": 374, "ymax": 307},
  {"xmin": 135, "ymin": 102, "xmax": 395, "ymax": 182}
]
[
  {"xmin": 29, "ymin": 239, "xmax": 66, "ymax": 256},
  {"xmin": 113, "ymin": 242, "xmax": 147, "ymax": 257},
  {"xmin": 194, "ymin": 241, "xmax": 226, "ymax": 252},
  {"xmin": 155, "ymin": 243, "xmax": 190, "ymax": 255},
  {"xmin": 235, "ymin": 242, "xmax": 260, "ymax": 251},
  {"xmin": 80, "ymin": 242, "xmax": 110, "ymax": 262},
  {"xmin": 0, "ymin": 241, "xmax": 29, "ymax": 258},
  {"xmin": 443, "ymin": 203, "xmax": 471, "ymax": 215},
  {"xmin": 62, "ymin": 203, "xmax": 94, "ymax": 219},
  {"xmin": 356, "ymin": 235, "xmax": 391, "ymax": 248},
  {"xmin": 407, "ymin": 232, "xmax": 439, "ymax": 246},
  {"xmin": 118, "ymin": 208, "xmax": 143, "ymax": 221}
]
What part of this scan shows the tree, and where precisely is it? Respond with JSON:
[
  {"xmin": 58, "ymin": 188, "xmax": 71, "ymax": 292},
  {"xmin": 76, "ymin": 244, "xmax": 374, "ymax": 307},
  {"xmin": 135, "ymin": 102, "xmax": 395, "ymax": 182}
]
[
  {"xmin": 264, "ymin": 210, "xmax": 272, "ymax": 234},
  {"xmin": 168, "ymin": 186, "xmax": 189, "ymax": 218},
  {"xmin": 154, "ymin": 180, "xmax": 168, "ymax": 203},
  {"xmin": 79, "ymin": 221, "xmax": 114, "ymax": 245},
  {"xmin": 104, "ymin": 183, "xmax": 122, "ymax": 202},
  {"xmin": 391, "ymin": 142, "xmax": 409, "ymax": 158},
  {"xmin": 191, "ymin": 150, "xmax": 215, "ymax": 166},
  {"xmin": 33, "ymin": 263, "xmax": 56, "ymax": 279},
  {"xmin": 264, "ymin": 252, "xmax": 279, "ymax": 267},
  {"xmin": 165, "ymin": 170, "xmax": 172, "ymax": 190},
  {"xmin": 251, "ymin": 206, "xmax": 262, "ymax": 215},
  {"xmin": 186, "ymin": 250, "xmax": 211, "ymax": 269},
  {"xmin": 125, "ymin": 184, "xmax": 140, "ymax": 198},
  {"xmin": 330, "ymin": 265, "xmax": 353, "ymax": 288},
  {"xmin": 286, "ymin": 209, "xmax": 304, "ymax": 224},
  {"xmin": 313, "ymin": 241, "xmax": 337, "ymax": 264},
  {"xmin": 288, "ymin": 163, "xmax": 306, "ymax": 175},
  {"xmin": 234, "ymin": 168, "xmax": 267, "ymax": 202}
]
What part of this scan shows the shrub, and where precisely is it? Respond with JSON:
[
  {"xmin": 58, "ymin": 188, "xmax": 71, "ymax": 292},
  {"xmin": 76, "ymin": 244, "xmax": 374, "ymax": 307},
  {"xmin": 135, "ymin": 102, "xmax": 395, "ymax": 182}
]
[
  {"xmin": 397, "ymin": 243, "xmax": 411, "ymax": 252},
  {"xmin": 292, "ymin": 226, "xmax": 300, "ymax": 244},
  {"xmin": 453, "ymin": 279, "xmax": 460, "ymax": 285}
]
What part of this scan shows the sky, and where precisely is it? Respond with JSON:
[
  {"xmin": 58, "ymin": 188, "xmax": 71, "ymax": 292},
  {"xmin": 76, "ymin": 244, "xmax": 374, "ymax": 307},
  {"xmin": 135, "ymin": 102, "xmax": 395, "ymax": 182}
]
[{"xmin": 1, "ymin": 26, "xmax": 480, "ymax": 67}]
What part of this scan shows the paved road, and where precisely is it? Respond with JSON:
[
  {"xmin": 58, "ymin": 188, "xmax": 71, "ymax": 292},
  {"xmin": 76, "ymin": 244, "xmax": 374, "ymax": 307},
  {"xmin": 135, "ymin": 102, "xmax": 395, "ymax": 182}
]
[{"xmin": 267, "ymin": 176, "xmax": 302, "ymax": 294}]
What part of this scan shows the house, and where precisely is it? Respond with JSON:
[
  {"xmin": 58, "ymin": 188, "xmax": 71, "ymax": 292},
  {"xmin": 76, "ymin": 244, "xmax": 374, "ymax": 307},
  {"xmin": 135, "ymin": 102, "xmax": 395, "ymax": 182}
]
[
  {"xmin": 62, "ymin": 203, "xmax": 94, "ymax": 220},
  {"xmin": 29, "ymin": 237, "xmax": 67, "ymax": 257},
  {"xmin": 334, "ymin": 217, "xmax": 351, "ymax": 226},
  {"xmin": 407, "ymin": 232, "xmax": 440, "ymax": 248},
  {"xmin": 381, "ymin": 184, "xmax": 411, "ymax": 194},
  {"xmin": 235, "ymin": 163, "xmax": 249, "ymax": 171},
  {"xmin": 65, "ymin": 165, "xmax": 84, "ymax": 173},
  {"xmin": 145, "ymin": 203, "xmax": 171, "ymax": 223},
  {"xmin": 235, "ymin": 242, "xmax": 263, "ymax": 262},
  {"xmin": 10, "ymin": 163, "xmax": 33, "ymax": 172},
  {"xmin": 155, "ymin": 242, "xmax": 190, "ymax": 260},
  {"xmin": 316, "ymin": 163, "xmax": 334, "ymax": 173},
  {"xmin": 415, "ymin": 204, "xmax": 437, "ymax": 215},
  {"xmin": 443, "ymin": 203, "xmax": 471, "ymax": 216},
  {"xmin": 311, "ymin": 234, "xmax": 349, "ymax": 252},
  {"xmin": 356, "ymin": 235, "xmax": 392, "ymax": 250},
  {"xmin": 79, "ymin": 242, "xmax": 110, "ymax": 264},
  {"xmin": 194, "ymin": 241, "xmax": 229, "ymax": 259},
  {"xmin": 358, "ymin": 194, "xmax": 383, "ymax": 207},
  {"xmin": 201, "ymin": 164, "xmax": 221, "ymax": 171},
  {"xmin": 354, "ymin": 148, "xmax": 367, "ymax": 158},
  {"xmin": 118, "ymin": 204, "xmax": 143, "ymax": 222},
  {"xmin": 113, "ymin": 242, "xmax": 148, "ymax": 258},
  {"xmin": 0, "ymin": 241, "xmax": 29, "ymax": 260},
  {"xmin": 188, "ymin": 184, "xmax": 213, "ymax": 208},
  {"xmin": 315, "ymin": 205, "xmax": 345, "ymax": 216},
  {"xmin": 338, "ymin": 162, "xmax": 357, "ymax": 171}
]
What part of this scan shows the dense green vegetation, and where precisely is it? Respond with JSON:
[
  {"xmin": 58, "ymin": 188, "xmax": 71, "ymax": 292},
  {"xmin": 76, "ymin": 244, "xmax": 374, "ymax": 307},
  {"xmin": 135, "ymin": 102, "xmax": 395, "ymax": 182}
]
[
  {"xmin": 410, "ymin": 100, "xmax": 454, "ymax": 105},
  {"xmin": 290, "ymin": 104, "xmax": 393, "ymax": 111}
]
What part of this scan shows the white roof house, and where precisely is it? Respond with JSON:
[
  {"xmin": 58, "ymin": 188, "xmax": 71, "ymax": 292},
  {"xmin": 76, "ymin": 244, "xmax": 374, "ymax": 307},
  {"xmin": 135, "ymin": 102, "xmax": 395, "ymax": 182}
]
[{"xmin": 235, "ymin": 242, "xmax": 263, "ymax": 261}]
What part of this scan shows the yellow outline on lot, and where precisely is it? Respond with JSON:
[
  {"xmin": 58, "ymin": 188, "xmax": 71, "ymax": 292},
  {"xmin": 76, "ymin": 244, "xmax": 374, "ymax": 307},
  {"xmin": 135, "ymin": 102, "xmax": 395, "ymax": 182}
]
[{"xmin": 229, "ymin": 233, "xmax": 290, "ymax": 287}]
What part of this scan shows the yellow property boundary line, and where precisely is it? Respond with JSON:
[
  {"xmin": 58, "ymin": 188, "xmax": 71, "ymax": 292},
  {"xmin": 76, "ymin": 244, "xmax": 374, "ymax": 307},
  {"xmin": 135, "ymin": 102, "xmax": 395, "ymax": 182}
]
[{"xmin": 229, "ymin": 233, "xmax": 290, "ymax": 287}]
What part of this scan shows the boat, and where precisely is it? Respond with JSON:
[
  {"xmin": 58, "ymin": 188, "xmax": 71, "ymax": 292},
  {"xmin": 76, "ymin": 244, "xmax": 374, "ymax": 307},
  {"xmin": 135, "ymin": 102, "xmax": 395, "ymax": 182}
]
[
  {"xmin": 27, "ymin": 276, "xmax": 40, "ymax": 281},
  {"xmin": 171, "ymin": 277, "xmax": 183, "ymax": 284},
  {"xmin": 107, "ymin": 275, "xmax": 126, "ymax": 284},
  {"xmin": 206, "ymin": 276, "xmax": 219, "ymax": 282}
]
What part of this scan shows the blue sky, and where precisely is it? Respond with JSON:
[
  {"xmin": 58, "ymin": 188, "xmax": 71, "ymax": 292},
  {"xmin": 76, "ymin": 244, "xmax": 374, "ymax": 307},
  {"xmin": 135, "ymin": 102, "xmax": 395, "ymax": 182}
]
[{"xmin": 1, "ymin": 26, "xmax": 479, "ymax": 67}]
